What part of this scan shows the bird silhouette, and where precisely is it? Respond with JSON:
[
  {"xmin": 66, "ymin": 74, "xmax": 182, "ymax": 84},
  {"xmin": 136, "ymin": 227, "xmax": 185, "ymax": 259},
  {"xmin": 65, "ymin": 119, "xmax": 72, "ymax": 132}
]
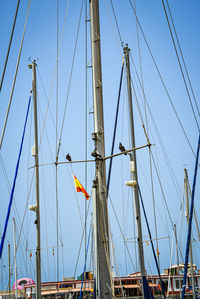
[
  {"xmin": 119, "ymin": 142, "xmax": 127, "ymax": 155},
  {"xmin": 66, "ymin": 153, "xmax": 72, "ymax": 161}
]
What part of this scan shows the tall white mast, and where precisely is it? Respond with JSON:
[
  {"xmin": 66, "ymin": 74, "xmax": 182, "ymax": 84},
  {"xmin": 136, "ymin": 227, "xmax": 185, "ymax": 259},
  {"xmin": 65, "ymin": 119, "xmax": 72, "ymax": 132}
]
[
  {"xmin": 89, "ymin": 0, "xmax": 112, "ymax": 298},
  {"xmin": 29, "ymin": 60, "xmax": 41, "ymax": 299},
  {"xmin": 124, "ymin": 45, "xmax": 145, "ymax": 299}
]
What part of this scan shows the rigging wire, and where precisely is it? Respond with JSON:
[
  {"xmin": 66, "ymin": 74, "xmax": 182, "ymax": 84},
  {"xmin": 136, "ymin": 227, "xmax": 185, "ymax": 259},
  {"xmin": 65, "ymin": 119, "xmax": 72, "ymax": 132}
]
[
  {"xmin": 37, "ymin": 67, "xmax": 56, "ymax": 130},
  {"xmin": 137, "ymin": 157, "xmax": 171, "ymax": 238},
  {"xmin": 26, "ymin": 100, "xmax": 33, "ymax": 277},
  {"xmin": 132, "ymin": 0, "xmax": 160, "ymax": 267},
  {"xmin": 37, "ymin": 88, "xmax": 64, "ymax": 243},
  {"xmin": 73, "ymin": 191, "xmax": 92, "ymax": 278},
  {"xmin": 0, "ymin": 154, "xmax": 30, "ymax": 250},
  {"xmin": 108, "ymin": 192, "xmax": 137, "ymax": 272},
  {"xmin": 89, "ymin": 214, "xmax": 94, "ymax": 274},
  {"xmin": 133, "ymin": 0, "xmax": 148, "ymax": 134},
  {"xmin": 165, "ymin": 0, "xmax": 200, "ymax": 119},
  {"xmin": 33, "ymin": 0, "xmax": 71, "ymax": 161},
  {"xmin": 110, "ymin": 233, "xmax": 126, "ymax": 297},
  {"xmin": 151, "ymin": 153, "xmax": 184, "ymax": 262},
  {"xmin": 178, "ymin": 185, "xmax": 185, "ymax": 262},
  {"xmin": 37, "ymin": 95, "xmax": 66, "ymax": 281},
  {"xmin": 35, "ymin": 0, "xmax": 70, "ymax": 149},
  {"xmin": 161, "ymin": 0, "xmax": 200, "ymax": 132},
  {"xmin": 138, "ymin": 186, "xmax": 166, "ymax": 298},
  {"xmin": 103, "ymin": 0, "xmax": 123, "ymax": 55},
  {"xmin": 0, "ymin": 0, "xmax": 31, "ymax": 151},
  {"xmin": 79, "ymin": 225, "xmax": 91, "ymax": 299},
  {"xmin": 39, "ymin": 126, "xmax": 50, "ymax": 280},
  {"xmin": 38, "ymin": 68, "xmax": 74, "ymax": 266},
  {"xmin": 123, "ymin": 183, "xmax": 129, "ymax": 274},
  {"xmin": 109, "ymin": 0, "xmax": 123, "ymax": 47},
  {"xmin": 0, "ymin": 0, "xmax": 20, "ymax": 91},
  {"xmin": 128, "ymin": 0, "xmax": 196, "ymax": 159},
  {"xmin": 129, "ymin": 57, "xmax": 184, "ymax": 203},
  {"xmin": 56, "ymin": 0, "xmax": 84, "ymax": 159},
  {"xmin": 149, "ymin": 149, "xmax": 159, "ymax": 266}
]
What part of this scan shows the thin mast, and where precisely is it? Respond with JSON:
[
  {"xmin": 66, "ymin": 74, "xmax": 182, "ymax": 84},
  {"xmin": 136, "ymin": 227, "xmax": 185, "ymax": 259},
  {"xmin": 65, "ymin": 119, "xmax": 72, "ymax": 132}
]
[
  {"xmin": 13, "ymin": 218, "xmax": 17, "ymax": 299},
  {"xmin": 124, "ymin": 45, "xmax": 145, "ymax": 299},
  {"xmin": 174, "ymin": 224, "xmax": 181, "ymax": 299},
  {"xmin": 8, "ymin": 243, "xmax": 11, "ymax": 299},
  {"xmin": 184, "ymin": 168, "xmax": 195, "ymax": 298},
  {"xmin": 31, "ymin": 60, "xmax": 41, "ymax": 299},
  {"xmin": 89, "ymin": 0, "xmax": 112, "ymax": 298}
]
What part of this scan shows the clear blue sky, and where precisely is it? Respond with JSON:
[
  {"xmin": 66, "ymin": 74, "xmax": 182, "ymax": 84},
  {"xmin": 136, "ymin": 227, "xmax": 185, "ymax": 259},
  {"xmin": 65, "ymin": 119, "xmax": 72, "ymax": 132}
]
[{"xmin": 0, "ymin": 0, "xmax": 200, "ymax": 290}]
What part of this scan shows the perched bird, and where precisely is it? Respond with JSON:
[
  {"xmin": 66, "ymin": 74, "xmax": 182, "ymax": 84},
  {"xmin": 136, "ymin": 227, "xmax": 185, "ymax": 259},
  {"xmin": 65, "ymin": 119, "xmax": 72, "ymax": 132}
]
[
  {"xmin": 66, "ymin": 153, "xmax": 72, "ymax": 161},
  {"xmin": 119, "ymin": 142, "xmax": 127, "ymax": 155},
  {"xmin": 91, "ymin": 148, "xmax": 101, "ymax": 158}
]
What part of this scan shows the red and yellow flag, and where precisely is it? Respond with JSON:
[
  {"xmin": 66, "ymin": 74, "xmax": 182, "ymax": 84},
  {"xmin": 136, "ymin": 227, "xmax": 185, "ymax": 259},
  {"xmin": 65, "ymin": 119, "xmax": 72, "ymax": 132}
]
[
  {"xmin": 73, "ymin": 175, "xmax": 89, "ymax": 200},
  {"xmin": 156, "ymin": 247, "xmax": 160, "ymax": 258}
]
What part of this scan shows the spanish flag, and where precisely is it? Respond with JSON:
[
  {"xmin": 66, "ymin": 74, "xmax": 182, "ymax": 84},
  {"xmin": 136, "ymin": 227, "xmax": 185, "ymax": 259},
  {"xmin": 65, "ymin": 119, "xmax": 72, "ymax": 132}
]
[
  {"xmin": 73, "ymin": 175, "xmax": 89, "ymax": 200},
  {"xmin": 156, "ymin": 247, "xmax": 160, "ymax": 258}
]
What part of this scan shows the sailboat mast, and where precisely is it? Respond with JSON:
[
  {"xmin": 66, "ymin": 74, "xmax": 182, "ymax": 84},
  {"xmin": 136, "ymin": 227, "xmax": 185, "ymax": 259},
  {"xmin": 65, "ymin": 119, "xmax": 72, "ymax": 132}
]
[
  {"xmin": 8, "ymin": 243, "xmax": 10, "ymax": 299},
  {"xmin": 184, "ymin": 168, "xmax": 195, "ymax": 298},
  {"xmin": 89, "ymin": 0, "xmax": 112, "ymax": 298},
  {"xmin": 124, "ymin": 45, "xmax": 145, "ymax": 299},
  {"xmin": 32, "ymin": 60, "xmax": 41, "ymax": 299},
  {"xmin": 174, "ymin": 224, "xmax": 181, "ymax": 299},
  {"xmin": 13, "ymin": 218, "xmax": 17, "ymax": 299}
]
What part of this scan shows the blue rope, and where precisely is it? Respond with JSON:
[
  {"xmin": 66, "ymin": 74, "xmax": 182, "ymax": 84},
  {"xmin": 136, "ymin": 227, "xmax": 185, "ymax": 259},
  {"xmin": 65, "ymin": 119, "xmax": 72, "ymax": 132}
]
[
  {"xmin": 181, "ymin": 133, "xmax": 200, "ymax": 299},
  {"xmin": 107, "ymin": 60, "xmax": 124, "ymax": 194},
  {"xmin": 138, "ymin": 186, "xmax": 164, "ymax": 298},
  {"xmin": 79, "ymin": 225, "xmax": 91, "ymax": 299},
  {"xmin": 143, "ymin": 276, "xmax": 155, "ymax": 299},
  {"xmin": 0, "ymin": 96, "xmax": 31, "ymax": 259}
]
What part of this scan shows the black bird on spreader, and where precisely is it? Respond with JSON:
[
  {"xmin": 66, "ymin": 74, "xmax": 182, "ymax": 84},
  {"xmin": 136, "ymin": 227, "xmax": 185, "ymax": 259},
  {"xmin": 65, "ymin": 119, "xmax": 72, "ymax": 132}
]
[
  {"xmin": 66, "ymin": 153, "xmax": 72, "ymax": 161},
  {"xmin": 119, "ymin": 142, "xmax": 127, "ymax": 155}
]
